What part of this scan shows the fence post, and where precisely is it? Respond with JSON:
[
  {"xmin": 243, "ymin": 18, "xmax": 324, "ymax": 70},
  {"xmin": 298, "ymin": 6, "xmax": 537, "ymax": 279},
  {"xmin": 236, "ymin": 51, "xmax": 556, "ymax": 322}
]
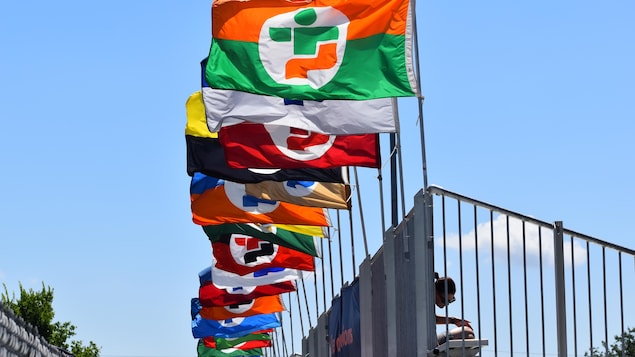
[
  {"xmin": 415, "ymin": 189, "xmax": 436, "ymax": 355},
  {"xmin": 553, "ymin": 221, "xmax": 568, "ymax": 357}
]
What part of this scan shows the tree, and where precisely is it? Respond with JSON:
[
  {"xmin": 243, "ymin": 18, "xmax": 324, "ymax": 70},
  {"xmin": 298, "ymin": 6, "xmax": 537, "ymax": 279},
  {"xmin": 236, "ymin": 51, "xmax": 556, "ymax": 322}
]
[
  {"xmin": 585, "ymin": 327, "xmax": 635, "ymax": 357},
  {"xmin": 1, "ymin": 282, "xmax": 101, "ymax": 357}
]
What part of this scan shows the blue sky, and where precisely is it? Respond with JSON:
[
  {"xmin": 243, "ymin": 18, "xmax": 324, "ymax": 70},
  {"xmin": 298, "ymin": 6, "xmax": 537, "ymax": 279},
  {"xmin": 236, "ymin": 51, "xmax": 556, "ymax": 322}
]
[{"xmin": 1, "ymin": 1, "xmax": 634, "ymax": 357}]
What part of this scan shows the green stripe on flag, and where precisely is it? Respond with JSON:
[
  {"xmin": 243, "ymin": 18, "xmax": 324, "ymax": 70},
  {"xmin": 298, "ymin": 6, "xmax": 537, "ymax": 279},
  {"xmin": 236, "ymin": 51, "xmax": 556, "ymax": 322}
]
[{"xmin": 206, "ymin": 34, "xmax": 414, "ymax": 100}]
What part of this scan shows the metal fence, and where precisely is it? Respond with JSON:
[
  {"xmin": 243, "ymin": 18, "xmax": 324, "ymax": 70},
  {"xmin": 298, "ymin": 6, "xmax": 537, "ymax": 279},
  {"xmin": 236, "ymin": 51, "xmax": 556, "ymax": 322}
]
[
  {"xmin": 427, "ymin": 185, "xmax": 635, "ymax": 357},
  {"xmin": 296, "ymin": 186, "xmax": 635, "ymax": 357}
]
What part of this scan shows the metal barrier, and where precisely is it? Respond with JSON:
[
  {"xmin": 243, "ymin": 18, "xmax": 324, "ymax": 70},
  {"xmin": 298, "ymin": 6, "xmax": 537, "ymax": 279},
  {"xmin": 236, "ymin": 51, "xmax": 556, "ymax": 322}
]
[
  {"xmin": 294, "ymin": 186, "xmax": 635, "ymax": 357},
  {"xmin": 427, "ymin": 185, "xmax": 635, "ymax": 357}
]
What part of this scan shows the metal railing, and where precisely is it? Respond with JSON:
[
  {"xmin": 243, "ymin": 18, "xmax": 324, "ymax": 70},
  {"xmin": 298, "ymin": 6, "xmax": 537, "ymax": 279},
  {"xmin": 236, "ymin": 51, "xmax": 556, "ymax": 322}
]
[{"xmin": 427, "ymin": 185, "xmax": 635, "ymax": 357}]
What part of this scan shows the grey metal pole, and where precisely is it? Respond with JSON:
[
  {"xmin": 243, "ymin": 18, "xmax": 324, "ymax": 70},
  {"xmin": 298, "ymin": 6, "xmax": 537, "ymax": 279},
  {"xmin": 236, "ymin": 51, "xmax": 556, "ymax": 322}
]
[{"xmin": 553, "ymin": 221, "xmax": 568, "ymax": 357}]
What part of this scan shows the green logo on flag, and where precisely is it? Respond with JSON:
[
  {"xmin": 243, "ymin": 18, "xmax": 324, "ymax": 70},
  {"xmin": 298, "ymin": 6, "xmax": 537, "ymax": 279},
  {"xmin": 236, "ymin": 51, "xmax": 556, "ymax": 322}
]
[{"xmin": 260, "ymin": 7, "xmax": 349, "ymax": 88}]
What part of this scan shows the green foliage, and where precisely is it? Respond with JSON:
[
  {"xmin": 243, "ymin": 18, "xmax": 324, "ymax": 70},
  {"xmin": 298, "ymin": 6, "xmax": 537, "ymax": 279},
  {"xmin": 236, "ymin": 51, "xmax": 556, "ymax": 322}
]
[
  {"xmin": 585, "ymin": 327, "xmax": 635, "ymax": 357},
  {"xmin": 1, "ymin": 282, "xmax": 101, "ymax": 357}
]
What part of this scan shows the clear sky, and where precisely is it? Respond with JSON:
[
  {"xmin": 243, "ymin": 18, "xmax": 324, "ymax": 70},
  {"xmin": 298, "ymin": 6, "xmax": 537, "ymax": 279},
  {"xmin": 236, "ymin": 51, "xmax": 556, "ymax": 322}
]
[{"xmin": 1, "ymin": 1, "xmax": 634, "ymax": 357}]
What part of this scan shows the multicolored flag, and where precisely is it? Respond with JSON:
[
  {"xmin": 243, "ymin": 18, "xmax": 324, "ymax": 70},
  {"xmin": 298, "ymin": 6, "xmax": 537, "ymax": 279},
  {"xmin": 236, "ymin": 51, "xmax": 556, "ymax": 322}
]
[
  {"xmin": 197, "ymin": 339, "xmax": 263, "ymax": 357},
  {"xmin": 206, "ymin": 0, "xmax": 417, "ymax": 100},
  {"xmin": 245, "ymin": 180, "xmax": 350, "ymax": 210},
  {"xmin": 199, "ymin": 280, "xmax": 296, "ymax": 307},
  {"xmin": 201, "ymin": 59, "xmax": 397, "ymax": 135},
  {"xmin": 202, "ymin": 333, "xmax": 272, "ymax": 349},
  {"xmin": 186, "ymin": 91, "xmax": 349, "ymax": 183},
  {"xmin": 199, "ymin": 266, "xmax": 297, "ymax": 307},
  {"xmin": 210, "ymin": 257, "xmax": 310, "ymax": 288},
  {"xmin": 199, "ymin": 294, "xmax": 285, "ymax": 320},
  {"xmin": 211, "ymin": 233, "xmax": 315, "ymax": 275},
  {"xmin": 202, "ymin": 223, "xmax": 324, "ymax": 257},
  {"xmin": 190, "ymin": 173, "xmax": 332, "ymax": 226},
  {"xmin": 219, "ymin": 123, "xmax": 380, "ymax": 169},
  {"xmin": 192, "ymin": 299, "xmax": 281, "ymax": 338}
]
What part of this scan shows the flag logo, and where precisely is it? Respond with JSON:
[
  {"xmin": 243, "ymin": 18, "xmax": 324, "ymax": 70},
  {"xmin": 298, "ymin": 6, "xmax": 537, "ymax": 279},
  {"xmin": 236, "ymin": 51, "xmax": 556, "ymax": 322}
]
[
  {"xmin": 229, "ymin": 234, "xmax": 279, "ymax": 267},
  {"xmin": 224, "ymin": 181, "xmax": 280, "ymax": 214},
  {"xmin": 266, "ymin": 125, "xmax": 335, "ymax": 161},
  {"xmin": 260, "ymin": 7, "xmax": 348, "ymax": 88}
]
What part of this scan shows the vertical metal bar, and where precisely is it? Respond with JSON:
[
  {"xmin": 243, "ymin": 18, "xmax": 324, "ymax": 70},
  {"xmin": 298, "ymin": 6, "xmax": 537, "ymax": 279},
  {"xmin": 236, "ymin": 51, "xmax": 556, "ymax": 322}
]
[
  {"xmin": 353, "ymin": 167, "xmax": 370, "ymax": 258},
  {"xmin": 349, "ymin": 210, "xmax": 357, "ymax": 277},
  {"xmin": 522, "ymin": 221, "xmax": 529, "ymax": 356},
  {"xmin": 506, "ymin": 216, "xmax": 514, "ymax": 355},
  {"xmin": 619, "ymin": 252, "xmax": 625, "ymax": 357},
  {"xmin": 415, "ymin": 189, "xmax": 436, "ymax": 355},
  {"xmin": 457, "ymin": 201, "xmax": 466, "ymax": 356},
  {"xmin": 570, "ymin": 235, "xmax": 578, "ymax": 357},
  {"xmin": 409, "ymin": 0, "xmax": 428, "ymax": 191},
  {"xmin": 301, "ymin": 276, "xmax": 313, "ymax": 328},
  {"xmin": 473, "ymin": 205, "xmax": 483, "ymax": 352},
  {"xmin": 337, "ymin": 211, "xmax": 344, "ymax": 288},
  {"xmin": 288, "ymin": 293, "xmax": 295, "ymax": 355},
  {"xmin": 602, "ymin": 247, "xmax": 608, "ymax": 356},
  {"xmin": 390, "ymin": 132, "xmax": 398, "ymax": 227},
  {"xmin": 321, "ymin": 238, "xmax": 326, "ymax": 313},
  {"xmin": 328, "ymin": 233, "xmax": 335, "ymax": 300},
  {"xmin": 553, "ymin": 221, "xmax": 568, "ymax": 357},
  {"xmin": 442, "ymin": 196, "xmax": 450, "ymax": 342},
  {"xmin": 490, "ymin": 210, "xmax": 499, "ymax": 357},
  {"xmin": 539, "ymin": 227, "xmax": 546, "ymax": 357},
  {"xmin": 586, "ymin": 241, "xmax": 593, "ymax": 356},
  {"xmin": 314, "ymin": 267, "xmax": 319, "ymax": 319},
  {"xmin": 295, "ymin": 290, "xmax": 305, "ymax": 334}
]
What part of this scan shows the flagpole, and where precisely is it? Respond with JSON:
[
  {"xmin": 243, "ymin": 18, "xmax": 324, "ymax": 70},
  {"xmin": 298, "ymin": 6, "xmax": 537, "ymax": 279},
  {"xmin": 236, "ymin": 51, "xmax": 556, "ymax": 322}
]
[{"xmin": 411, "ymin": 0, "xmax": 428, "ymax": 189}]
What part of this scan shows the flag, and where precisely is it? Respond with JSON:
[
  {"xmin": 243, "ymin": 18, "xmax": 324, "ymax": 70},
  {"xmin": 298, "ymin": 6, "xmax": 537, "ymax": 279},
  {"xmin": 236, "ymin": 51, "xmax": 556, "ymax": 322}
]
[
  {"xmin": 206, "ymin": 0, "xmax": 417, "ymax": 100},
  {"xmin": 219, "ymin": 123, "xmax": 380, "ymax": 169},
  {"xmin": 197, "ymin": 339, "xmax": 262, "ymax": 357},
  {"xmin": 203, "ymin": 224, "xmax": 323, "ymax": 257},
  {"xmin": 211, "ymin": 233, "xmax": 315, "ymax": 275},
  {"xmin": 192, "ymin": 299, "xmax": 281, "ymax": 338},
  {"xmin": 186, "ymin": 90, "xmax": 349, "ymax": 183},
  {"xmin": 199, "ymin": 266, "xmax": 297, "ymax": 307},
  {"xmin": 200, "ymin": 280, "xmax": 296, "ymax": 307},
  {"xmin": 199, "ymin": 295, "xmax": 285, "ymax": 320},
  {"xmin": 210, "ymin": 257, "xmax": 310, "ymax": 288},
  {"xmin": 190, "ymin": 173, "xmax": 332, "ymax": 226},
  {"xmin": 245, "ymin": 180, "xmax": 350, "ymax": 210},
  {"xmin": 200, "ymin": 58, "xmax": 397, "ymax": 134},
  {"xmin": 203, "ymin": 333, "xmax": 272, "ymax": 349}
]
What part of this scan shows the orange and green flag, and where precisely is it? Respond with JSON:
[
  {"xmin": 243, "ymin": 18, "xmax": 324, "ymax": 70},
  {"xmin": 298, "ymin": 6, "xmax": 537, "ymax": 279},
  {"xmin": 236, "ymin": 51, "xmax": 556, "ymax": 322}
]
[{"xmin": 206, "ymin": 0, "xmax": 417, "ymax": 100}]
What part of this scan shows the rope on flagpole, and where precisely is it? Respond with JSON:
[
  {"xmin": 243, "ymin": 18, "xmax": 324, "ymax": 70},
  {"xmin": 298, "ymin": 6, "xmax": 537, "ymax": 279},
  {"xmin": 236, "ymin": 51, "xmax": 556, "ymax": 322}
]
[
  {"xmin": 353, "ymin": 167, "xmax": 370, "ymax": 258},
  {"xmin": 328, "ymin": 228, "xmax": 335, "ymax": 300}
]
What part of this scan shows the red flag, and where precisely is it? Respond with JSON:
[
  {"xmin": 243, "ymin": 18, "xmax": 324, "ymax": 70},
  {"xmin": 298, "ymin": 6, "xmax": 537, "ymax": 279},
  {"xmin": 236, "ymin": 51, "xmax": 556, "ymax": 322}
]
[
  {"xmin": 199, "ymin": 295, "xmax": 285, "ymax": 320},
  {"xmin": 211, "ymin": 233, "xmax": 315, "ymax": 275},
  {"xmin": 199, "ymin": 280, "xmax": 296, "ymax": 307},
  {"xmin": 220, "ymin": 123, "xmax": 380, "ymax": 168},
  {"xmin": 190, "ymin": 173, "xmax": 331, "ymax": 226}
]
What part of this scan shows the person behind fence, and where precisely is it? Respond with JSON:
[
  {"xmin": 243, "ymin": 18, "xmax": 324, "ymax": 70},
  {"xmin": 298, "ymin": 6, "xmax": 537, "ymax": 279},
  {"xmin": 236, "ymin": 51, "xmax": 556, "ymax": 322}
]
[{"xmin": 434, "ymin": 276, "xmax": 475, "ymax": 344}]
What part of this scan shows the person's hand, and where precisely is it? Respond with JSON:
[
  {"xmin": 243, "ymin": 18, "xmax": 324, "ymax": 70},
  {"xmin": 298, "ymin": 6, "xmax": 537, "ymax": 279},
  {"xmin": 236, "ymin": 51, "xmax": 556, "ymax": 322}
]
[{"xmin": 451, "ymin": 317, "xmax": 472, "ymax": 329}]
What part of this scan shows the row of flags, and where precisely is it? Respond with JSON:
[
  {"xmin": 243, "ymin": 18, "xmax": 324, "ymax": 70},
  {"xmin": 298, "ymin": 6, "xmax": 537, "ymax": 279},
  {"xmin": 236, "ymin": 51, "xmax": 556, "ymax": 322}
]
[{"xmin": 187, "ymin": 0, "xmax": 416, "ymax": 355}]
